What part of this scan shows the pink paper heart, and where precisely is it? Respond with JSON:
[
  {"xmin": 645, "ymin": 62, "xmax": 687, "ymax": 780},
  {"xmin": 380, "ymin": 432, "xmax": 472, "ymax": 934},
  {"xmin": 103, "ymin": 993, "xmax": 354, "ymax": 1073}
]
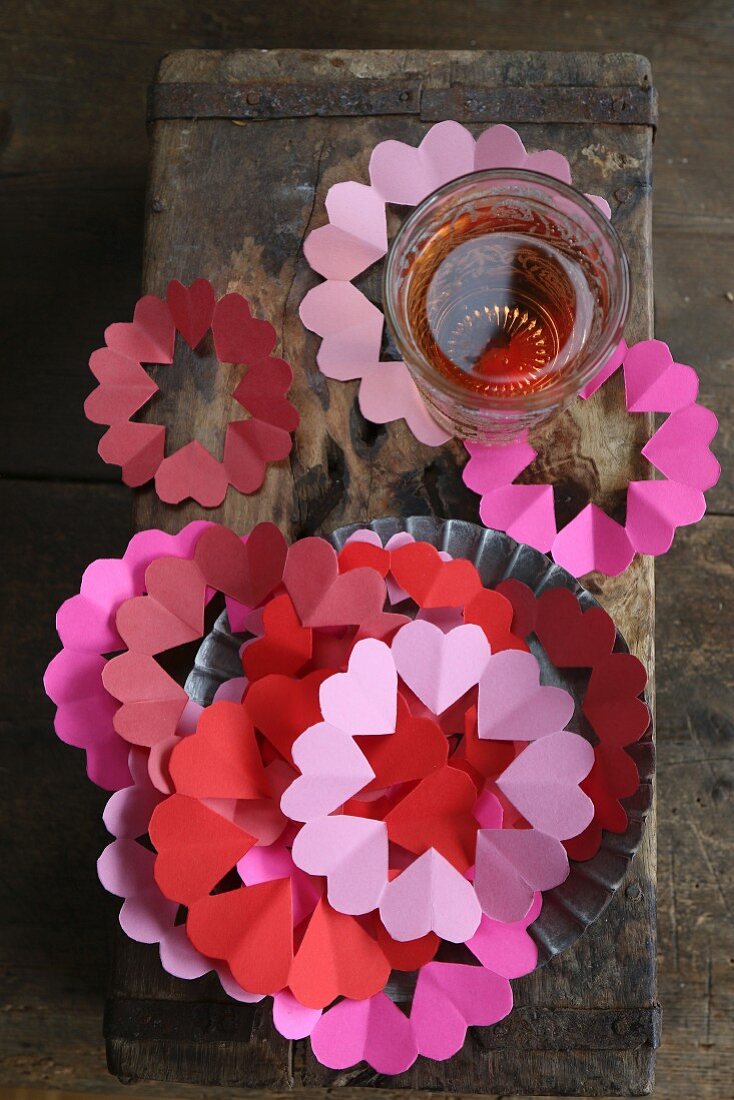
[
  {"xmin": 299, "ymin": 282, "xmax": 385, "ymax": 381},
  {"xmin": 104, "ymin": 294, "xmax": 176, "ymax": 364},
  {"xmin": 273, "ymin": 990, "xmax": 322, "ymax": 1040},
  {"xmin": 379, "ymin": 848, "xmax": 481, "ymax": 943},
  {"xmin": 369, "ymin": 120, "xmax": 476, "ymax": 205},
  {"xmin": 319, "ymin": 638, "xmax": 398, "ymax": 735},
  {"xmin": 311, "ymin": 992, "xmax": 418, "ymax": 1074},
  {"xmin": 474, "ymin": 828, "xmax": 570, "ymax": 922},
  {"xmin": 626, "ymin": 479, "xmax": 706, "ymax": 555},
  {"xmin": 551, "ymin": 503, "xmax": 635, "ymax": 578},
  {"xmin": 359, "ymin": 361, "xmax": 451, "ymax": 446},
  {"xmin": 479, "ymin": 483, "xmax": 557, "ymax": 553},
  {"xmin": 281, "ymin": 723, "xmax": 375, "ymax": 822},
  {"xmin": 478, "ymin": 650, "xmax": 574, "ymax": 741},
  {"xmin": 466, "ymin": 893, "xmax": 541, "ymax": 978},
  {"xmin": 623, "ymin": 339, "xmax": 699, "ymax": 412},
  {"xmin": 462, "ymin": 439, "xmax": 536, "ymax": 493},
  {"xmin": 98, "ymin": 422, "xmax": 166, "ymax": 487},
  {"xmin": 166, "ymin": 278, "xmax": 216, "ymax": 349},
  {"xmin": 223, "ymin": 418, "xmax": 292, "ymax": 494},
  {"xmin": 578, "ymin": 339, "xmax": 627, "ymax": 399},
  {"xmin": 155, "ymin": 441, "xmax": 229, "ymax": 507},
  {"xmin": 474, "ymin": 124, "xmax": 528, "ymax": 170},
  {"xmin": 410, "ymin": 962, "xmax": 513, "ymax": 1061},
  {"xmin": 304, "ymin": 182, "xmax": 387, "ymax": 280},
  {"xmin": 642, "ymin": 405, "xmax": 720, "ymax": 492},
  {"xmin": 85, "ymin": 348, "xmax": 159, "ymax": 424},
  {"xmin": 392, "ymin": 621, "xmax": 490, "ymax": 716},
  {"xmin": 102, "ymin": 651, "xmax": 188, "ymax": 748},
  {"xmin": 292, "ymin": 815, "xmax": 388, "ymax": 915},
  {"xmin": 496, "ymin": 731, "xmax": 595, "ymax": 839}
]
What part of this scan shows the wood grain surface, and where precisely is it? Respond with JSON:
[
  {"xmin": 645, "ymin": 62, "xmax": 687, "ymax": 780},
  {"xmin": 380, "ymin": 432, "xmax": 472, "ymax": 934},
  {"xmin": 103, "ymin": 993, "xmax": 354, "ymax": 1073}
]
[{"xmin": 0, "ymin": 3, "xmax": 731, "ymax": 1099}]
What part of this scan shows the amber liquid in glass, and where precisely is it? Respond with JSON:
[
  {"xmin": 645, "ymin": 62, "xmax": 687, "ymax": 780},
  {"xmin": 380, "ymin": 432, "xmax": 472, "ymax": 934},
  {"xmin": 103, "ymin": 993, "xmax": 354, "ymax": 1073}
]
[{"xmin": 406, "ymin": 214, "xmax": 595, "ymax": 399}]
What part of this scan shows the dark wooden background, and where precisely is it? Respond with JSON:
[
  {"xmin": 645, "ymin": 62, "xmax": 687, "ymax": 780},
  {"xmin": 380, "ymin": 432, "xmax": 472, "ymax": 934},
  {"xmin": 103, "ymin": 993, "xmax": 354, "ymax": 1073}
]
[{"xmin": 1, "ymin": 3, "xmax": 731, "ymax": 1099}]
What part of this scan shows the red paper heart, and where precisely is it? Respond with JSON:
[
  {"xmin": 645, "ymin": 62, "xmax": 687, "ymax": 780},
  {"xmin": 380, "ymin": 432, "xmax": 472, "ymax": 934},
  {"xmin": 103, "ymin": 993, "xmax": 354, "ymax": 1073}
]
[
  {"xmin": 355, "ymin": 612, "xmax": 412, "ymax": 643},
  {"xmin": 245, "ymin": 669, "xmax": 331, "ymax": 765},
  {"xmin": 98, "ymin": 421, "xmax": 166, "ymax": 486},
  {"xmin": 233, "ymin": 359, "xmax": 300, "ymax": 432},
  {"xmin": 102, "ymin": 651, "xmax": 188, "ymax": 747},
  {"xmin": 564, "ymin": 745, "xmax": 637, "ymax": 860},
  {"xmin": 223, "ymin": 418, "xmax": 293, "ymax": 494},
  {"xmin": 389, "ymin": 543, "xmax": 482, "ymax": 608},
  {"xmin": 166, "ymin": 278, "xmax": 216, "ymax": 349},
  {"xmin": 464, "ymin": 589, "xmax": 529, "ymax": 653},
  {"xmin": 535, "ymin": 587, "xmax": 616, "ymax": 667},
  {"xmin": 288, "ymin": 898, "xmax": 391, "ymax": 1009},
  {"xmin": 460, "ymin": 705, "xmax": 516, "ymax": 786},
  {"xmin": 339, "ymin": 542, "xmax": 391, "ymax": 577},
  {"xmin": 242, "ymin": 594, "xmax": 312, "ymax": 681},
  {"xmin": 195, "ymin": 522, "xmax": 287, "ymax": 608},
  {"xmin": 374, "ymin": 918, "xmax": 439, "ymax": 972},
  {"xmin": 495, "ymin": 579, "xmax": 537, "ymax": 637},
  {"xmin": 187, "ymin": 880, "xmax": 293, "ymax": 994},
  {"xmin": 212, "ymin": 293, "xmax": 277, "ymax": 364},
  {"xmin": 86, "ymin": 348, "xmax": 159, "ymax": 424},
  {"xmin": 104, "ymin": 294, "xmax": 176, "ymax": 364},
  {"xmin": 385, "ymin": 765, "xmax": 479, "ymax": 872},
  {"xmin": 150, "ymin": 794, "xmax": 256, "ymax": 904},
  {"xmin": 155, "ymin": 441, "xmax": 229, "ymax": 507},
  {"xmin": 583, "ymin": 653, "xmax": 649, "ymax": 746},
  {"xmin": 358, "ymin": 695, "xmax": 448, "ymax": 793},
  {"xmin": 169, "ymin": 701, "xmax": 269, "ymax": 799},
  {"xmin": 116, "ymin": 557, "xmax": 207, "ymax": 655},
  {"xmin": 283, "ymin": 537, "xmax": 386, "ymax": 628}
]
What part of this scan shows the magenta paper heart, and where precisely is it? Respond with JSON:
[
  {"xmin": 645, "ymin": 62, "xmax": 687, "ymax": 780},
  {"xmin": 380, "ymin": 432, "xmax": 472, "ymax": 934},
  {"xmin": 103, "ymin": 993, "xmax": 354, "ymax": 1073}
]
[
  {"xmin": 392, "ymin": 620, "xmax": 490, "ymax": 716},
  {"xmin": 292, "ymin": 815, "xmax": 388, "ymax": 915},
  {"xmin": 478, "ymin": 650, "xmax": 574, "ymax": 741},
  {"xmin": 155, "ymin": 440, "xmax": 229, "ymax": 507},
  {"xmin": 319, "ymin": 638, "xmax": 397, "ymax": 735},
  {"xmin": 273, "ymin": 990, "xmax": 322, "ymax": 1040},
  {"xmin": 626, "ymin": 479, "xmax": 706, "ymax": 555},
  {"xmin": 55, "ymin": 557, "xmax": 134, "ymax": 652},
  {"xmin": 479, "ymin": 483, "xmax": 557, "ymax": 554},
  {"xmin": 359, "ymin": 361, "xmax": 451, "ymax": 446},
  {"xmin": 466, "ymin": 893, "xmax": 541, "ymax": 978},
  {"xmin": 299, "ymin": 282, "xmax": 384, "ymax": 381},
  {"xmin": 474, "ymin": 828, "xmax": 570, "ymax": 922},
  {"xmin": 304, "ymin": 181, "xmax": 387, "ymax": 280},
  {"xmin": 623, "ymin": 339, "xmax": 699, "ymax": 412},
  {"xmin": 496, "ymin": 731, "xmax": 595, "ymax": 840},
  {"xmin": 311, "ymin": 992, "xmax": 418, "ymax": 1074},
  {"xmin": 579, "ymin": 339, "xmax": 627, "ymax": 399},
  {"xmin": 223, "ymin": 419, "xmax": 292, "ymax": 495},
  {"xmin": 462, "ymin": 439, "xmax": 536, "ymax": 494},
  {"xmin": 410, "ymin": 962, "xmax": 513, "ymax": 1061},
  {"xmin": 104, "ymin": 294, "xmax": 176, "ymax": 364},
  {"xmin": 642, "ymin": 404, "xmax": 720, "ymax": 491},
  {"xmin": 379, "ymin": 848, "xmax": 481, "ymax": 943},
  {"xmin": 166, "ymin": 278, "xmax": 216, "ymax": 349},
  {"xmin": 370, "ymin": 120, "xmax": 476, "ymax": 205},
  {"xmin": 281, "ymin": 723, "xmax": 375, "ymax": 822},
  {"xmin": 85, "ymin": 348, "xmax": 159, "ymax": 425},
  {"xmin": 99, "ymin": 422, "xmax": 166, "ymax": 487},
  {"xmin": 551, "ymin": 503, "xmax": 635, "ymax": 578}
]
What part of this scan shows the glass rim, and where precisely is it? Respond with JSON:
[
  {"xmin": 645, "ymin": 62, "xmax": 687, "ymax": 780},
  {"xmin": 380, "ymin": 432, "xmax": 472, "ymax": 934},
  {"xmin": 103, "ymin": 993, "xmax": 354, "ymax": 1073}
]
[{"xmin": 382, "ymin": 167, "xmax": 630, "ymax": 414}]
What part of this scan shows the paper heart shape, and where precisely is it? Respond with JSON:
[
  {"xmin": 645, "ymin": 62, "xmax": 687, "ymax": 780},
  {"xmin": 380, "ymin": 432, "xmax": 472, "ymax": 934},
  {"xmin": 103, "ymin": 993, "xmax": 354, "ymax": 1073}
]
[
  {"xmin": 534, "ymin": 587, "xmax": 616, "ymax": 668},
  {"xmin": 116, "ymin": 557, "xmax": 206, "ymax": 655},
  {"xmin": 304, "ymin": 181, "xmax": 388, "ymax": 280},
  {"xmin": 626, "ymin": 479, "xmax": 706, "ymax": 555},
  {"xmin": 462, "ymin": 439, "xmax": 537, "ymax": 494},
  {"xmin": 104, "ymin": 294, "xmax": 175, "ymax": 364},
  {"xmin": 150, "ymin": 794, "xmax": 256, "ymax": 904},
  {"xmin": 169, "ymin": 701, "xmax": 269, "ymax": 800},
  {"xmin": 474, "ymin": 828, "xmax": 570, "ymax": 923},
  {"xmin": 358, "ymin": 695, "xmax": 448, "ymax": 793},
  {"xmin": 385, "ymin": 765, "xmax": 479, "ymax": 872},
  {"xmin": 410, "ymin": 962, "xmax": 513, "ymax": 1061},
  {"xmin": 237, "ymin": 839, "xmax": 321, "ymax": 925},
  {"xmin": 623, "ymin": 339, "xmax": 699, "ymax": 412},
  {"xmin": 319, "ymin": 638, "xmax": 398, "ymax": 735},
  {"xmin": 186, "ymin": 879, "xmax": 292, "ymax": 994},
  {"xmin": 339, "ymin": 540, "xmax": 391, "ymax": 577},
  {"xmin": 281, "ymin": 722, "xmax": 375, "ymax": 821},
  {"xmin": 223, "ymin": 418, "xmax": 293, "ymax": 494},
  {"xmin": 166, "ymin": 278, "xmax": 216, "ymax": 349},
  {"xmin": 102, "ymin": 652, "xmax": 188, "ymax": 747},
  {"xmin": 246, "ymin": 669, "xmax": 331, "ymax": 765},
  {"xmin": 479, "ymin": 483, "xmax": 558, "ymax": 554},
  {"xmin": 292, "ymin": 815, "xmax": 388, "ymax": 915},
  {"xmin": 195, "ymin": 522, "xmax": 287, "ymax": 608},
  {"xmin": 155, "ymin": 440, "xmax": 229, "ymax": 507},
  {"xmin": 272, "ymin": 990, "xmax": 322, "ymax": 1040},
  {"xmin": 288, "ymin": 898, "xmax": 391, "ymax": 1009},
  {"xmin": 359, "ymin": 360, "xmax": 451, "ymax": 446},
  {"xmin": 85, "ymin": 348, "xmax": 159, "ymax": 424},
  {"xmin": 375, "ymin": 917, "xmax": 439, "ymax": 972},
  {"xmin": 583, "ymin": 652, "xmax": 649, "ymax": 747},
  {"xmin": 369, "ymin": 120, "xmax": 476, "ymax": 205},
  {"xmin": 496, "ymin": 731, "xmax": 595, "ymax": 840},
  {"xmin": 389, "ymin": 542, "xmax": 482, "ymax": 608},
  {"xmin": 641, "ymin": 404, "xmax": 720, "ymax": 492},
  {"xmin": 392, "ymin": 620, "xmax": 490, "ymax": 715},
  {"xmin": 242, "ymin": 594, "xmax": 312, "ymax": 680},
  {"xmin": 211, "ymin": 293, "xmax": 277, "ymax": 364},
  {"xmin": 283, "ymin": 537, "xmax": 386, "ymax": 628},
  {"xmin": 310, "ymin": 992, "xmax": 418, "ymax": 1075},
  {"xmin": 233, "ymin": 358, "xmax": 300, "ymax": 432},
  {"xmin": 495, "ymin": 578, "xmax": 537, "ymax": 638},
  {"xmin": 299, "ymin": 282, "xmax": 385, "ymax": 381},
  {"xmin": 551, "ymin": 503, "xmax": 635, "ymax": 578},
  {"xmin": 478, "ymin": 649, "xmax": 574, "ymax": 741},
  {"xmin": 466, "ymin": 893, "xmax": 541, "ymax": 978},
  {"xmin": 379, "ymin": 847, "xmax": 481, "ymax": 942},
  {"xmin": 98, "ymin": 421, "xmax": 166, "ymax": 487},
  {"xmin": 464, "ymin": 589, "xmax": 529, "ymax": 653},
  {"xmin": 461, "ymin": 705, "xmax": 516, "ymax": 784}
]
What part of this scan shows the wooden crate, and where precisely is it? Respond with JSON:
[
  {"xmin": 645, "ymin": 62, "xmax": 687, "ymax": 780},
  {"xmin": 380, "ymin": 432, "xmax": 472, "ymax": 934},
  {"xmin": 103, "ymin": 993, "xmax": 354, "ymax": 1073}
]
[{"xmin": 105, "ymin": 49, "xmax": 659, "ymax": 1096}]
